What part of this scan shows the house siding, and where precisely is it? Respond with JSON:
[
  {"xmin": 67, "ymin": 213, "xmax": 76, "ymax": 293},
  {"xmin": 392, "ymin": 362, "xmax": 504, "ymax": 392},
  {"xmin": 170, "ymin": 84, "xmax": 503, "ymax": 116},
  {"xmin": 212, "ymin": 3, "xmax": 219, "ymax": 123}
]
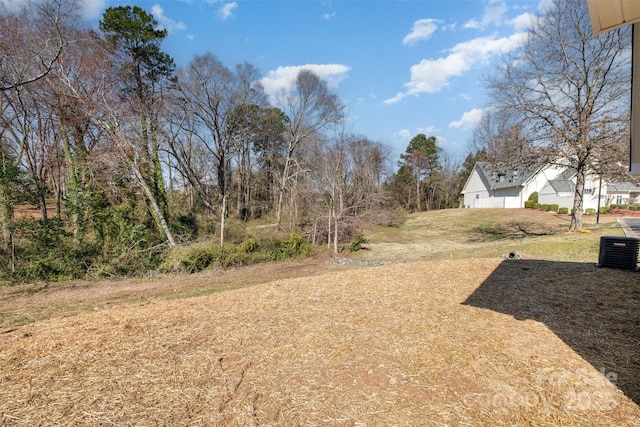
[
  {"xmin": 462, "ymin": 165, "xmax": 491, "ymax": 208},
  {"xmin": 461, "ymin": 163, "xmax": 615, "ymax": 212},
  {"xmin": 538, "ymin": 173, "xmax": 605, "ymax": 211}
]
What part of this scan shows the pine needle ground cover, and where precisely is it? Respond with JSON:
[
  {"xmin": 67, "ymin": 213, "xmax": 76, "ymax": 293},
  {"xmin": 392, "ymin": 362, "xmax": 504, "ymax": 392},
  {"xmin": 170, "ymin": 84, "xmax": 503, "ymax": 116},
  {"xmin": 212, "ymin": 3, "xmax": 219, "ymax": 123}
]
[{"xmin": 2, "ymin": 257, "xmax": 639, "ymax": 426}]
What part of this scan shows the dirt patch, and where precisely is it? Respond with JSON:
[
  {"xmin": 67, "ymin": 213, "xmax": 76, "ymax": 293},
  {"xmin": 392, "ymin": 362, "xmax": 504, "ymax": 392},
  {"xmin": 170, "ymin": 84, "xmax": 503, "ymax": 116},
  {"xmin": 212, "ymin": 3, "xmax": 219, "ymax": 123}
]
[{"xmin": 1, "ymin": 258, "xmax": 639, "ymax": 425}]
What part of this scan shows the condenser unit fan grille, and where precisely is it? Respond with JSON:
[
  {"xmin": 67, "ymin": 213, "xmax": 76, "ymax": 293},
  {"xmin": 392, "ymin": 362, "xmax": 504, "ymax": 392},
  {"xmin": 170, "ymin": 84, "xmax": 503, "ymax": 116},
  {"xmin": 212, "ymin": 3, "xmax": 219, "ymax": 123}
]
[{"xmin": 598, "ymin": 236, "xmax": 639, "ymax": 270}]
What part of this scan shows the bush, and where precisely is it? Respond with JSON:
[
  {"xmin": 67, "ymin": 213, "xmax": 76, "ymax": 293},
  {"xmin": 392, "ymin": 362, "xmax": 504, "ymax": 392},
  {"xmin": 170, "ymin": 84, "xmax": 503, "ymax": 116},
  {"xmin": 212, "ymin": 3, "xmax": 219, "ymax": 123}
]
[
  {"xmin": 348, "ymin": 232, "xmax": 368, "ymax": 252},
  {"xmin": 531, "ymin": 202, "xmax": 540, "ymax": 210},
  {"xmin": 548, "ymin": 204, "xmax": 559, "ymax": 213},
  {"xmin": 630, "ymin": 205, "xmax": 640, "ymax": 211},
  {"xmin": 558, "ymin": 207, "xmax": 569, "ymax": 214},
  {"xmin": 524, "ymin": 200, "xmax": 534, "ymax": 209},
  {"xmin": 599, "ymin": 206, "xmax": 611, "ymax": 214},
  {"xmin": 528, "ymin": 192, "xmax": 538, "ymax": 203},
  {"xmin": 585, "ymin": 208, "xmax": 596, "ymax": 215},
  {"xmin": 610, "ymin": 204, "xmax": 619, "ymax": 209},
  {"xmin": 238, "ymin": 238, "xmax": 259, "ymax": 253},
  {"xmin": 8, "ymin": 217, "xmax": 89, "ymax": 282},
  {"xmin": 160, "ymin": 243, "xmax": 214, "ymax": 274},
  {"xmin": 263, "ymin": 233, "xmax": 312, "ymax": 261},
  {"xmin": 539, "ymin": 204, "xmax": 550, "ymax": 211},
  {"xmin": 222, "ymin": 218, "xmax": 250, "ymax": 244},
  {"xmin": 161, "ymin": 233, "xmax": 313, "ymax": 273}
]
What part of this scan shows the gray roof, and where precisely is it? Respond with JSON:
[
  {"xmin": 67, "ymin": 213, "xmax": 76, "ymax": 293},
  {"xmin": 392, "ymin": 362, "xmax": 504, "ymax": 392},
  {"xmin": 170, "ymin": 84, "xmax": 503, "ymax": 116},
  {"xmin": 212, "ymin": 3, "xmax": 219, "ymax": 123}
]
[
  {"xmin": 476, "ymin": 161, "xmax": 543, "ymax": 190},
  {"xmin": 607, "ymin": 182, "xmax": 640, "ymax": 192},
  {"xmin": 547, "ymin": 179, "xmax": 575, "ymax": 193}
]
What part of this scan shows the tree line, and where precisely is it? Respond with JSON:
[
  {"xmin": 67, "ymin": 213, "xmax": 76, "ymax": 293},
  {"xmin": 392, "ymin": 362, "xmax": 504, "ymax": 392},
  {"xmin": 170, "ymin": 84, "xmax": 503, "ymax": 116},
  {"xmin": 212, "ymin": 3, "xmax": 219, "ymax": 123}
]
[
  {"xmin": 2, "ymin": 0, "xmax": 634, "ymax": 281},
  {"xmin": 0, "ymin": 1, "xmax": 461, "ymax": 282}
]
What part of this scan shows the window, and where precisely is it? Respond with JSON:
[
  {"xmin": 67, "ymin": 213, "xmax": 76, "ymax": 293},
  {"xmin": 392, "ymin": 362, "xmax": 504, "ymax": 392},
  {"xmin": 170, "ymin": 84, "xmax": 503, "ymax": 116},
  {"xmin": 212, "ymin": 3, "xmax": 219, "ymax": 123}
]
[
  {"xmin": 616, "ymin": 195, "xmax": 623, "ymax": 205},
  {"xmin": 584, "ymin": 188, "xmax": 592, "ymax": 195},
  {"xmin": 476, "ymin": 194, "xmax": 480, "ymax": 199}
]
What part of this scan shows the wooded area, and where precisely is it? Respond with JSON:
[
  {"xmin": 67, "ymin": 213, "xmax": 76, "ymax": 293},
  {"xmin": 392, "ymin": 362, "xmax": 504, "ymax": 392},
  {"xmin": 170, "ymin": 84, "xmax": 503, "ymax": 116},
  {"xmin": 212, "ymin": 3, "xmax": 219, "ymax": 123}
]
[
  {"xmin": 0, "ymin": 1, "xmax": 464, "ymax": 282},
  {"xmin": 0, "ymin": 0, "xmax": 633, "ymax": 282}
]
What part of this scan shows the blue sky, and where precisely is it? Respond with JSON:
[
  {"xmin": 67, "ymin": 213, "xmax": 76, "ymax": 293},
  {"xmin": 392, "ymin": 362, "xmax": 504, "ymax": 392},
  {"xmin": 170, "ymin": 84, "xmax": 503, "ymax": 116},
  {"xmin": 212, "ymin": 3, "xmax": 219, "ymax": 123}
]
[{"xmin": 12, "ymin": 0, "xmax": 551, "ymax": 162}]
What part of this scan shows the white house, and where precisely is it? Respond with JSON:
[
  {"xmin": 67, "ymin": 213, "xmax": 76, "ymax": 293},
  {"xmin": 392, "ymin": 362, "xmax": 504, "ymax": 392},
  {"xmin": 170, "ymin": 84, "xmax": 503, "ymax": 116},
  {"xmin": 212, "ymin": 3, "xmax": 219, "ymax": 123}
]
[
  {"xmin": 461, "ymin": 162, "xmax": 640, "ymax": 211},
  {"xmin": 607, "ymin": 182, "xmax": 640, "ymax": 206},
  {"xmin": 461, "ymin": 162, "xmax": 566, "ymax": 208}
]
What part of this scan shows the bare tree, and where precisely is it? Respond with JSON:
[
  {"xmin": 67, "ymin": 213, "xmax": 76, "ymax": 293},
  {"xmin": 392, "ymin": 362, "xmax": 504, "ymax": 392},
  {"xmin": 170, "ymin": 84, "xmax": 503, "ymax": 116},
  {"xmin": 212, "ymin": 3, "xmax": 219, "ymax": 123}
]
[
  {"xmin": 274, "ymin": 70, "xmax": 344, "ymax": 226},
  {"xmin": 471, "ymin": 109, "xmax": 530, "ymax": 170},
  {"xmin": 488, "ymin": 0, "xmax": 631, "ymax": 230},
  {"xmin": 0, "ymin": 0, "xmax": 76, "ymax": 91}
]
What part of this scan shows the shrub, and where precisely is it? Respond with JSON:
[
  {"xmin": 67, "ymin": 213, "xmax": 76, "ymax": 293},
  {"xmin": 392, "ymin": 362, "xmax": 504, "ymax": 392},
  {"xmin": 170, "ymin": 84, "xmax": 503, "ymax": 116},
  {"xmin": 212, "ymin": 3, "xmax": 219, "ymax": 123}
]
[
  {"xmin": 531, "ymin": 202, "xmax": 540, "ymax": 210},
  {"xmin": 585, "ymin": 208, "xmax": 596, "ymax": 215},
  {"xmin": 631, "ymin": 205, "xmax": 640, "ymax": 211},
  {"xmin": 160, "ymin": 243, "xmax": 215, "ymax": 274},
  {"xmin": 558, "ymin": 207, "xmax": 569, "ymax": 214},
  {"xmin": 9, "ymin": 217, "xmax": 90, "ymax": 282},
  {"xmin": 524, "ymin": 200, "xmax": 534, "ymax": 209},
  {"xmin": 282, "ymin": 233, "xmax": 312, "ymax": 258},
  {"xmin": 599, "ymin": 206, "xmax": 611, "ymax": 214},
  {"xmin": 539, "ymin": 204, "xmax": 550, "ymax": 211},
  {"xmin": 548, "ymin": 204, "xmax": 559, "ymax": 213},
  {"xmin": 528, "ymin": 192, "xmax": 538, "ymax": 203},
  {"xmin": 239, "ymin": 238, "xmax": 259, "ymax": 253},
  {"xmin": 161, "ymin": 232, "xmax": 314, "ymax": 274},
  {"xmin": 348, "ymin": 232, "xmax": 368, "ymax": 252},
  {"xmin": 610, "ymin": 204, "xmax": 619, "ymax": 209},
  {"xmin": 222, "ymin": 218, "xmax": 250, "ymax": 244},
  {"xmin": 263, "ymin": 233, "xmax": 312, "ymax": 261}
]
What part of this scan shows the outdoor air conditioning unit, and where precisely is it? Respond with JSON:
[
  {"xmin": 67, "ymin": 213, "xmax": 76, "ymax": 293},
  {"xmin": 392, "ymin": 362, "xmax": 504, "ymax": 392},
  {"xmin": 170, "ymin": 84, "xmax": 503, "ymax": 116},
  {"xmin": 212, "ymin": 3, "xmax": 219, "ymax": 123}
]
[{"xmin": 598, "ymin": 236, "xmax": 639, "ymax": 270}]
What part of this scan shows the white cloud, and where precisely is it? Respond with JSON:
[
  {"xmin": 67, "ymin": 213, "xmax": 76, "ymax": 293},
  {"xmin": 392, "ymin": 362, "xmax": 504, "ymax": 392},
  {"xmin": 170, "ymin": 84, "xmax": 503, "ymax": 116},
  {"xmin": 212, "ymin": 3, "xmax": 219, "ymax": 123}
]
[
  {"xmin": 403, "ymin": 18, "xmax": 441, "ymax": 46},
  {"xmin": 417, "ymin": 125, "xmax": 440, "ymax": 135},
  {"xmin": 80, "ymin": 0, "xmax": 105, "ymax": 20},
  {"xmin": 322, "ymin": 12, "xmax": 336, "ymax": 20},
  {"xmin": 537, "ymin": 0, "xmax": 555, "ymax": 13},
  {"xmin": 218, "ymin": 2, "xmax": 237, "ymax": 20},
  {"xmin": 449, "ymin": 108, "xmax": 484, "ymax": 129},
  {"xmin": 261, "ymin": 64, "xmax": 350, "ymax": 102},
  {"xmin": 443, "ymin": 23, "xmax": 457, "ymax": 32},
  {"xmin": 396, "ymin": 129, "xmax": 412, "ymax": 140},
  {"xmin": 0, "ymin": 0, "xmax": 105, "ymax": 19},
  {"xmin": 483, "ymin": 0, "xmax": 508, "ymax": 26},
  {"xmin": 385, "ymin": 32, "xmax": 527, "ymax": 104},
  {"xmin": 463, "ymin": 0, "xmax": 508, "ymax": 29},
  {"xmin": 463, "ymin": 19, "xmax": 481, "ymax": 30},
  {"xmin": 151, "ymin": 4, "xmax": 186, "ymax": 33},
  {"xmin": 509, "ymin": 12, "xmax": 536, "ymax": 31}
]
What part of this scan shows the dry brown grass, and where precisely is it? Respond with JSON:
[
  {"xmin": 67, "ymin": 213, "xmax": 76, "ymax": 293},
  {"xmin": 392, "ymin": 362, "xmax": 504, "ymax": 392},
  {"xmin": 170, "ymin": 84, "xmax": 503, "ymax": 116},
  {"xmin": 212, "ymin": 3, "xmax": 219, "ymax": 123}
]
[{"xmin": 1, "ymin": 257, "xmax": 639, "ymax": 426}]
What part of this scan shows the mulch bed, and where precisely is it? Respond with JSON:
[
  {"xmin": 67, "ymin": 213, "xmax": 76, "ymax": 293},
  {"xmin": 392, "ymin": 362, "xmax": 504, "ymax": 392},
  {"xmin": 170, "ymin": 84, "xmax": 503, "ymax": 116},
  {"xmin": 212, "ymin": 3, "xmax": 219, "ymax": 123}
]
[{"xmin": 1, "ymin": 258, "xmax": 639, "ymax": 426}]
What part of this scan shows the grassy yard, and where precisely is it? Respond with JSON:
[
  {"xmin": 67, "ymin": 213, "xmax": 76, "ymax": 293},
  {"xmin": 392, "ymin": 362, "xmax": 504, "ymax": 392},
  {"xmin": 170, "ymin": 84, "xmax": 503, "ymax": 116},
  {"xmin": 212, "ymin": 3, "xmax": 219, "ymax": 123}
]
[{"xmin": 354, "ymin": 208, "xmax": 624, "ymax": 262}]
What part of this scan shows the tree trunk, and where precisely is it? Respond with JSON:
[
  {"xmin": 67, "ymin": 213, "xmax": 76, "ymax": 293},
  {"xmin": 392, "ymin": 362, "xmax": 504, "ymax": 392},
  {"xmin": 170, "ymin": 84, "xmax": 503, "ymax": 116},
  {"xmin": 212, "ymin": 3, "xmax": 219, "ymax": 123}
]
[
  {"xmin": 276, "ymin": 153, "xmax": 291, "ymax": 226},
  {"xmin": 220, "ymin": 194, "xmax": 227, "ymax": 247},
  {"xmin": 132, "ymin": 161, "xmax": 176, "ymax": 247},
  {"xmin": 0, "ymin": 189, "xmax": 13, "ymax": 250},
  {"xmin": 333, "ymin": 206, "xmax": 339, "ymax": 256},
  {"xmin": 570, "ymin": 168, "xmax": 585, "ymax": 231}
]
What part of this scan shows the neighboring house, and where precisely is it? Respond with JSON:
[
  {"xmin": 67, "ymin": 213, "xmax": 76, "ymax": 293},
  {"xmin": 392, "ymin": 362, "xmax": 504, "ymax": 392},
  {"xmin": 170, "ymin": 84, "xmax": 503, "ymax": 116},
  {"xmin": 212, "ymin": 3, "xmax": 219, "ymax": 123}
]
[
  {"xmin": 538, "ymin": 168, "xmax": 604, "ymax": 211},
  {"xmin": 461, "ymin": 162, "xmax": 640, "ymax": 211},
  {"xmin": 606, "ymin": 182, "xmax": 640, "ymax": 205},
  {"xmin": 461, "ymin": 162, "xmax": 566, "ymax": 209}
]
